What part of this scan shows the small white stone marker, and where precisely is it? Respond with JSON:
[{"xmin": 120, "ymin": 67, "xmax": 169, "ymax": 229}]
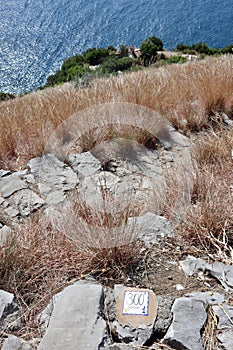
[{"xmin": 116, "ymin": 286, "xmax": 158, "ymax": 328}]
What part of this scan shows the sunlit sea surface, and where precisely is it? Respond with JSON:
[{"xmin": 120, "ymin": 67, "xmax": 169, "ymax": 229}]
[{"xmin": 0, "ymin": 0, "xmax": 232, "ymax": 93}]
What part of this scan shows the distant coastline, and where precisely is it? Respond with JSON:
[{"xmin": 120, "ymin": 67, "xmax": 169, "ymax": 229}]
[
  {"xmin": 1, "ymin": 37, "xmax": 232, "ymax": 101},
  {"xmin": 1, "ymin": 0, "xmax": 233, "ymax": 94}
]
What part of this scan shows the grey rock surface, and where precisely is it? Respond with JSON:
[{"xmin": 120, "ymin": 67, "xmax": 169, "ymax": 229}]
[
  {"xmin": 153, "ymin": 295, "xmax": 174, "ymax": 336},
  {"xmin": 180, "ymin": 256, "xmax": 233, "ymax": 290},
  {"xmin": 4, "ymin": 206, "xmax": 19, "ymax": 218},
  {"xmin": 38, "ymin": 282, "xmax": 108, "ymax": 350},
  {"xmin": 213, "ymin": 304, "xmax": 233, "ymax": 329},
  {"xmin": 163, "ymin": 297, "xmax": 207, "ymax": 350},
  {"xmin": 105, "ymin": 345, "xmax": 161, "ymax": 350},
  {"xmin": 206, "ymin": 261, "xmax": 233, "ymax": 290},
  {"xmin": 67, "ymin": 152, "xmax": 102, "ymax": 177},
  {"xmin": 79, "ymin": 172, "xmax": 134, "ymax": 212},
  {"xmin": 217, "ymin": 330, "xmax": 233, "ymax": 350},
  {"xmin": 0, "ymin": 290, "xmax": 18, "ymax": 327},
  {"xmin": 186, "ymin": 291, "xmax": 225, "ymax": 305},
  {"xmin": 0, "ymin": 174, "xmax": 28, "ymax": 198},
  {"xmin": 28, "ymin": 154, "xmax": 78, "ymax": 205},
  {"xmin": 9, "ymin": 189, "xmax": 44, "ymax": 216},
  {"xmin": 180, "ymin": 255, "xmax": 207, "ymax": 276},
  {"xmin": 0, "ymin": 170, "xmax": 11, "ymax": 178},
  {"xmin": 127, "ymin": 212, "xmax": 174, "ymax": 248},
  {"xmin": 132, "ymin": 149, "xmax": 162, "ymax": 179},
  {"xmin": 163, "ymin": 126, "xmax": 191, "ymax": 150},
  {"xmin": 1, "ymin": 335, "xmax": 32, "ymax": 350}
]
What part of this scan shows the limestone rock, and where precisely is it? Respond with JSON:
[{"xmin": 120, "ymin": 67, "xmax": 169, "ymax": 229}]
[
  {"xmin": 4, "ymin": 206, "xmax": 19, "ymax": 218},
  {"xmin": 153, "ymin": 295, "xmax": 174, "ymax": 336},
  {"xmin": 0, "ymin": 174, "xmax": 28, "ymax": 198},
  {"xmin": 213, "ymin": 303, "xmax": 233, "ymax": 350},
  {"xmin": 161, "ymin": 126, "xmax": 190, "ymax": 150},
  {"xmin": 213, "ymin": 304, "xmax": 233, "ymax": 329},
  {"xmin": 217, "ymin": 330, "xmax": 233, "ymax": 350},
  {"xmin": 180, "ymin": 255, "xmax": 207, "ymax": 276},
  {"xmin": 10, "ymin": 189, "xmax": 45, "ymax": 216},
  {"xmin": 163, "ymin": 297, "xmax": 207, "ymax": 350},
  {"xmin": 186, "ymin": 291, "xmax": 225, "ymax": 305},
  {"xmin": 1, "ymin": 335, "xmax": 32, "ymax": 350},
  {"xmin": 106, "ymin": 285, "xmax": 157, "ymax": 346},
  {"xmin": 67, "ymin": 152, "xmax": 102, "ymax": 177},
  {"xmin": 28, "ymin": 154, "xmax": 78, "ymax": 205},
  {"xmin": 0, "ymin": 170, "xmax": 11, "ymax": 178},
  {"xmin": 38, "ymin": 282, "xmax": 108, "ymax": 350},
  {"xmin": 127, "ymin": 212, "xmax": 174, "ymax": 248},
  {"xmin": 79, "ymin": 172, "xmax": 134, "ymax": 212},
  {"xmin": 206, "ymin": 261, "xmax": 233, "ymax": 290},
  {"xmin": 0, "ymin": 290, "xmax": 19, "ymax": 328},
  {"xmin": 180, "ymin": 256, "xmax": 233, "ymax": 290}
]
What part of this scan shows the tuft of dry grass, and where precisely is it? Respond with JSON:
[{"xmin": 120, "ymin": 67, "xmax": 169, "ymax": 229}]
[
  {"xmin": 0, "ymin": 56, "xmax": 232, "ymax": 169},
  {"xmin": 50, "ymin": 192, "xmax": 143, "ymax": 280},
  {"xmin": 180, "ymin": 127, "xmax": 233, "ymax": 263}
]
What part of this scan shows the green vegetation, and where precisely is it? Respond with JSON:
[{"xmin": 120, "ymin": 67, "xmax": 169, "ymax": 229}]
[
  {"xmin": 40, "ymin": 36, "xmax": 164, "ymax": 88},
  {"xmin": 174, "ymin": 41, "xmax": 233, "ymax": 56},
  {"xmin": 0, "ymin": 92, "xmax": 15, "ymax": 102},
  {"xmin": 1, "ymin": 35, "xmax": 233, "ymax": 95},
  {"xmin": 140, "ymin": 36, "xmax": 163, "ymax": 66}
]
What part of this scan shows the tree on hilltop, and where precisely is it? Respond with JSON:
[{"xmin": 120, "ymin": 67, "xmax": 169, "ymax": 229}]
[{"xmin": 140, "ymin": 36, "xmax": 163, "ymax": 66}]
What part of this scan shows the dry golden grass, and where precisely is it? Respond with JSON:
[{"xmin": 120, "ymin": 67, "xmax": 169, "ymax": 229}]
[
  {"xmin": 0, "ymin": 55, "xmax": 233, "ymax": 347},
  {"xmin": 180, "ymin": 127, "xmax": 233, "ymax": 263},
  {"xmin": 0, "ymin": 56, "xmax": 232, "ymax": 169}
]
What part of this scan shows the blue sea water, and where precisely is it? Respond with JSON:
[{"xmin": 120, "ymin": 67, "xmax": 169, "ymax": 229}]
[{"xmin": 0, "ymin": 0, "xmax": 232, "ymax": 94}]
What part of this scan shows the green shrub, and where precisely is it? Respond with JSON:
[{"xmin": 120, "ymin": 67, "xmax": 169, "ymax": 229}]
[
  {"xmin": 221, "ymin": 45, "xmax": 233, "ymax": 54},
  {"xmin": 45, "ymin": 70, "xmax": 67, "ymax": 86},
  {"xmin": 167, "ymin": 55, "xmax": 187, "ymax": 64},
  {"xmin": 0, "ymin": 92, "xmax": 16, "ymax": 102},
  {"xmin": 84, "ymin": 47, "xmax": 109, "ymax": 65},
  {"xmin": 101, "ymin": 57, "xmax": 134, "ymax": 73},
  {"xmin": 61, "ymin": 55, "xmax": 84, "ymax": 71}
]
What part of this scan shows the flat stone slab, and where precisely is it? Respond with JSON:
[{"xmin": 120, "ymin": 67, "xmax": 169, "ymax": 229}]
[
  {"xmin": 206, "ymin": 261, "xmax": 233, "ymax": 290},
  {"xmin": 79, "ymin": 172, "xmax": 134, "ymax": 213},
  {"xmin": 0, "ymin": 174, "xmax": 28, "ymax": 198},
  {"xmin": 213, "ymin": 304, "xmax": 233, "ymax": 329},
  {"xmin": 163, "ymin": 297, "xmax": 207, "ymax": 350},
  {"xmin": 180, "ymin": 255, "xmax": 207, "ymax": 276},
  {"xmin": 213, "ymin": 303, "xmax": 233, "ymax": 350},
  {"xmin": 38, "ymin": 282, "xmax": 107, "ymax": 350}
]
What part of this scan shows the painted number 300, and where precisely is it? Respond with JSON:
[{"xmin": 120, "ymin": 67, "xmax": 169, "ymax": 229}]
[{"xmin": 128, "ymin": 292, "xmax": 145, "ymax": 306}]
